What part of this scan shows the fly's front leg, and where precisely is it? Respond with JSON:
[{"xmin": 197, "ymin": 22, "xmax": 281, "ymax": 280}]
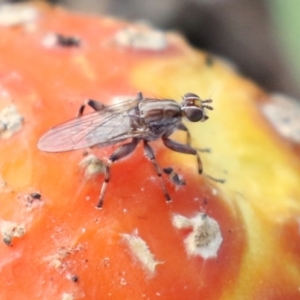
[
  {"xmin": 177, "ymin": 123, "xmax": 210, "ymax": 153},
  {"xmin": 177, "ymin": 123, "xmax": 191, "ymax": 146},
  {"xmin": 162, "ymin": 137, "xmax": 203, "ymax": 174},
  {"xmin": 97, "ymin": 139, "xmax": 139, "ymax": 208},
  {"xmin": 77, "ymin": 99, "xmax": 106, "ymax": 117},
  {"xmin": 143, "ymin": 141, "xmax": 171, "ymax": 202}
]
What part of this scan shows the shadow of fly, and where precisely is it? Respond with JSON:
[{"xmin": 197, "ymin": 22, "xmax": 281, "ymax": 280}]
[{"xmin": 38, "ymin": 92, "xmax": 213, "ymax": 208}]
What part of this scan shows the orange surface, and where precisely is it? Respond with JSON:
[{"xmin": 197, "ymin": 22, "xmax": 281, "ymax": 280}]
[{"xmin": 0, "ymin": 3, "xmax": 299, "ymax": 299}]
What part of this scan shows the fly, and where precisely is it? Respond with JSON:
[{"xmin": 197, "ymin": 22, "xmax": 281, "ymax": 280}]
[{"xmin": 38, "ymin": 92, "xmax": 213, "ymax": 208}]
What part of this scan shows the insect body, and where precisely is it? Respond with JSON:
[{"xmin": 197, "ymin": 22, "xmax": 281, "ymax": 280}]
[{"xmin": 38, "ymin": 92, "xmax": 213, "ymax": 208}]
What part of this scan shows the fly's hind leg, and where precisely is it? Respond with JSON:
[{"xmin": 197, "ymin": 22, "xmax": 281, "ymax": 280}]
[
  {"xmin": 77, "ymin": 99, "xmax": 106, "ymax": 117},
  {"xmin": 97, "ymin": 139, "xmax": 139, "ymax": 208},
  {"xmin": 78, "ymin": 92, "xmax": 143, "ymax": 117},
  {"xmin": 143, "ymin": 141, "xmax": 171, "ymax": 202},
  {"xmin": 136, "ymin": 92, "xmax": 144, "ymax": 101}
]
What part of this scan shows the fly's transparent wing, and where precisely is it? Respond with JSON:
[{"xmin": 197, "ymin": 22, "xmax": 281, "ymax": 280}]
[{"xmin": 38, "ymin": 98, "xmax": 142, "ymax": 152}]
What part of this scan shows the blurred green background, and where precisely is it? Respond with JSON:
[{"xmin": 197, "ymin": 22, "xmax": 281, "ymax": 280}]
[{"xmin": 269, "ymin": 0, "xmax": 300, "ymax": 97}]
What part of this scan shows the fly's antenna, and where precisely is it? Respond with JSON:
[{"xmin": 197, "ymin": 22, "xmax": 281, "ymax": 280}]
[
  {"xmin": 202, "ymin": 99, "xmax": 213, "ymax": 110},
  {"xmin": 202, "ymin": 85, "xmax": 221, "ymax": 111}
]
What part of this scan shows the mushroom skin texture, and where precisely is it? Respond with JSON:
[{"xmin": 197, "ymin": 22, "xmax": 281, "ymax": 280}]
[{"xmin": 0, "ymin": 3, "xmax": 299, "ymax": 300}]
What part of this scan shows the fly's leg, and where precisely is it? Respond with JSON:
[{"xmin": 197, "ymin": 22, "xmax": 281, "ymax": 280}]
[
  {"xmin": 78, "ymin": 92, "xmax": 143, "ymax": 117},
  {"xmin": 77, "ymin": 100, "xmax": 107, "ymax": 150},
  {"xmin": 205, "ymin": 174, "xmax": 226, "ymax": 184},
  {"xmin": 177, "ymin": 123, "xmax": 210, "ymax": 153},
  {"xmin": 177, "ymin": 123, "xmax": 191, "ymax": 146},
  {"xmin": 136, "ymin": 92, "xmax": 144, "ymax": 101},
  {"xmin": 77, "ymin": 99, "xmax": 106, "ymax": 117},
  {"xmin": 143, "ymin": 141, "xmax": 171, "ymax": 202},
  {"xmin": 97, "ymin": 139, "xmax": 139, "ymax": 208},
  {"xmin": 83, "ymin": 92, "xmax": 143, "ymax": 117},
  {"xmin": 162, "ymin": 137, "xmax": 225, "ymax": 183},
  {"xmin": 162, "ymin": 137, "xmax": 203, "ymax": 174}
]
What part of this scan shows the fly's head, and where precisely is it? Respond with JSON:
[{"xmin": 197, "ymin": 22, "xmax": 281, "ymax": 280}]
[{"xmin": 181, "ymin": 93, "xmax": 213, "ymax": 122}]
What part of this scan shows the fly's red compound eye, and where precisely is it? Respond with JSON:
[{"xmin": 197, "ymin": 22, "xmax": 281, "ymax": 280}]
[{"xmin": 181, "ymin": 93, "xmax": 213, "ymax": 122}]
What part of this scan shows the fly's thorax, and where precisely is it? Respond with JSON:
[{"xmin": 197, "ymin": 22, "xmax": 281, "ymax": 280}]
[
  {"xmin": 139, "ymin": 99, "xmax": 182, "ymax": 139},
  {"xmin": 139, "ymin": 99, "xmax": 181, "ymax": 124}
]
